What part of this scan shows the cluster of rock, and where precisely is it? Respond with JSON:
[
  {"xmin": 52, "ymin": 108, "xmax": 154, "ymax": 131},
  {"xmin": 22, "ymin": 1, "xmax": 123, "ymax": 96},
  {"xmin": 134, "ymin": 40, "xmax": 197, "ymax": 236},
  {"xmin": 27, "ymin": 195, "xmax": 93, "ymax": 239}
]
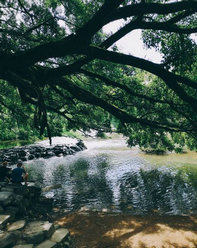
[
  {"xmin": 0, "ymin": 182, "xmax": 50, "ymax": 219},
  {"xmin": 0, "ymin": 140, "xmax": 86, "ymax": 165},
  {"xmin": 0, "ymin": 182, "xmax": 72, "ymax": 248}
]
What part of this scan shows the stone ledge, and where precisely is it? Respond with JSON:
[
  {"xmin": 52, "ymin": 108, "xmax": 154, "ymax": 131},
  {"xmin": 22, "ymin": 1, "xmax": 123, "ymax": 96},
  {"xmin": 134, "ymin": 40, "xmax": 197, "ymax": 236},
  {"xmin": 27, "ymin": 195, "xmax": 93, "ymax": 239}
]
[
  {"xmin": 51, "ymin": 228, "xmax": 69, "ymax": 243},
  {"xmin": 0, "ymin": 215, "xmax": 11, "ymax": 229},
  {"xmin": 35, "ymin": 240, "xmax": 57, "ymax": 248},
  {"xmin": 23, "ymin": 221, "xmax": 55, "ymax": 244},
  {"xmin": 13, "ymin": 245, "xmax": 34, "ymax": 248},
  {"xmin": 0, "ymin": 231, "xmax": 18, "ymax": 248},
  {"xmin": 7, "ymin": 220, "xmax": 26, "ymax": 232}
]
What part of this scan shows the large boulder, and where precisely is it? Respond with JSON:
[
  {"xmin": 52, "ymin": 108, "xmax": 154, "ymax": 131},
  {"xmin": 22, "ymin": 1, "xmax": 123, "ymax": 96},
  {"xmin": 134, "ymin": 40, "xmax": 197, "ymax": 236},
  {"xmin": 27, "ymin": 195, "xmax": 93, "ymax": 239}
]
[
  {"xmin": 50, "ymin": 228, "xmax": 69, "ymax": 243},
  {"xmin": 23, "ymin": 221, "xmax": 55, "ymax": 244},
  {"xmin": 0, "ymin": 191, "xmax": 14, "ymax": 206},
  {"xmin": 7, "ymin": 220, "xmax": 26, "ymax": 232},
  {"xmin": 0, "ymin": 231, "xmax": 18, "ymax": 248},
  {"xmin": 35, "ymin": 240, "xmax": 57, "ymax": 248}
]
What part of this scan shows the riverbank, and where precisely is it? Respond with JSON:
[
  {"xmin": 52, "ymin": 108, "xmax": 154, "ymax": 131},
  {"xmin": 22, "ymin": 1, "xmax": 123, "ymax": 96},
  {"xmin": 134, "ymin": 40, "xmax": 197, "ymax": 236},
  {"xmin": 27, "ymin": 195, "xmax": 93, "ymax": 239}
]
[
  {"xmin": 2, "ymin": 135, "xmax": 197, "ymax": 247},
  {"xmin": 55, "ymin": 211, "xmax": 197, "ymax": 248}
]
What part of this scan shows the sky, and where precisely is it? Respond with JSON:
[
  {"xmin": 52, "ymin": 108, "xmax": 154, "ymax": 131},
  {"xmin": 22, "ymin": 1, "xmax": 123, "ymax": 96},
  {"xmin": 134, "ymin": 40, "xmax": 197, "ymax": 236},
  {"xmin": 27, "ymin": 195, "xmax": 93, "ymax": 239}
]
[
  {"xmin": 103, "ymin": 20, "xmax": 197, "ymax": 64},
  {"xmin": 114, "ymin": 29, "xmax": 162, "ymax": 63},
  {"xmin": 103, "ymin": 20, "xmax": 162, "ymax": 63}
]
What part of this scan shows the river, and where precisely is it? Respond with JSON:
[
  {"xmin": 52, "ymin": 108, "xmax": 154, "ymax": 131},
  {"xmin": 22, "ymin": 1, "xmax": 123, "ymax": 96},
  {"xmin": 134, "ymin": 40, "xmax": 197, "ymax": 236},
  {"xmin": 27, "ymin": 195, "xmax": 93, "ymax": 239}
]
[{"xmin": 24, "ymin": 135, "xmax": 197, "ymax": 216}]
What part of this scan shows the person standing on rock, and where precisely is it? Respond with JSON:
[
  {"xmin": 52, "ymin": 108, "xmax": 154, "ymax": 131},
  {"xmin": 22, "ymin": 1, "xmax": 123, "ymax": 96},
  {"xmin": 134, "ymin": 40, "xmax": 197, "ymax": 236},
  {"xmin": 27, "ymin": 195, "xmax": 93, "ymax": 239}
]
[
  {"xmin": 11, "ymin": 161, "xmax": 28, "ymax": 185},
  {"xmin": 0, "ymin": 161, "xmax": 12, "ymax": 182}
]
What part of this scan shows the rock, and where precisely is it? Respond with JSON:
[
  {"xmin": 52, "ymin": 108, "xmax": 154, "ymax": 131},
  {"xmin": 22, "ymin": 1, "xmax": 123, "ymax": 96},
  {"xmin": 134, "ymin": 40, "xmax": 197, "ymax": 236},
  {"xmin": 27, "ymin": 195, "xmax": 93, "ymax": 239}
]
[
  {"xmin": 50, "ymin": 228, "xmax": 69, "ymax": 243},
  {"xmin": 0, "ymin": 138, "xmax": 86, "ymax": 164},
  {"xmin": 23, "ymin": 221, "xmax": 55, "ymax": 244},
  {"xmin": 0, "ymin": 231, "xmax": 17, "ymax": 248},
  {"xmin": 35, "ymin": 240, "xmax": 57, "ymax": 248},
  {"xmin": 0, "ymin": 215, "xmax": 11, "ymax": 229},
  {"xmin": 42, "ymin": 184, "xmax": 61, "ymax": 192},
  {"xmin": 63, "ymin": 241, "xmax": 70, "ymax": 248},
  {"xmin": 70, "ymin": 145, "xmax": 80, "ymax": 151},
  {"xmin": 20, "ymin": 157, "xmax": 27, "ymax": 161},
  {"xmin": 7, "ymin": 220, "xmax": 26, "ymax": 231},
  {"xmin": 0, "ymin": 182, "xmax": 7, "ymax": 187},
  {"xmin": 1, "ymin": 187, "xmax": 14, "ymax": 192},
  {"xmin": 13, "ymin": 245, "xmax": 33, "ymax": 248},
  {"xmin": 35, "ymin": 153, "xmax": 41, "ymax": 158},
  {"xmin": 22, "ymin": 182, "xmax": 36, "ymax": 187},
  {"xmin": 28, "ymin": 155, "xmax": 35, "ymax": 160},
  {"xmin": 5, "ymin": 206, "xmax": 19, "ymax": 219},
  {"xmin": 0, "ymin": 206, "xmax": 4, "ymax": 214},
  {"xmin": 39, "ymin": 197, "xmax": 53, "ymax": 207},
  {"xmin": 13, "ymin": 194, "xmax": 23, "ymax": 205},
  {"xmin": 0, "ymin": 191, "xmax": 14, "ymax": 206}
]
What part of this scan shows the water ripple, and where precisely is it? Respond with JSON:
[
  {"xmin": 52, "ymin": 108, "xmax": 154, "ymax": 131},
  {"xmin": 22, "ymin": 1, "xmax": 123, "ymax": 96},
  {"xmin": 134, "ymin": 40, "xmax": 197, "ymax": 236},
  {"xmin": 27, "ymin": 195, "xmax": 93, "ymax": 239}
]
[{"xmin": 25, "ymin": 137, "xmax": 197, "ymax": 215}]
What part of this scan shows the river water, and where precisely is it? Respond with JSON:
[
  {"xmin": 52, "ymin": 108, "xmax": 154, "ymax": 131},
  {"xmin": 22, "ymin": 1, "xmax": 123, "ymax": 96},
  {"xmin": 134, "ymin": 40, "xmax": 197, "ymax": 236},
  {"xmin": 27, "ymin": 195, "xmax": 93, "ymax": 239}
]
[{"xmin": 25, "ymin": 136, "xmax": 197, "ymax": 215}]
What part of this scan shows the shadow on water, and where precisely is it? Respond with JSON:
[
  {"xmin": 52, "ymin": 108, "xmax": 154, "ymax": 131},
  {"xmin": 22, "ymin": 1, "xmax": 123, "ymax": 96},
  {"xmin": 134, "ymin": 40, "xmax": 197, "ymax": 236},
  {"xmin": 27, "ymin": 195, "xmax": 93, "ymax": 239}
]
[
  {"xmin": 52, "ymin": 156, "xmax": 114, "ymax": 212},
  {"xmin": 119, "ymin": 168, "xmax": 197, "ymax": 215},
  {"xmin": 25, "ymin": 137, "xmax": 197, "ymax": 215}
]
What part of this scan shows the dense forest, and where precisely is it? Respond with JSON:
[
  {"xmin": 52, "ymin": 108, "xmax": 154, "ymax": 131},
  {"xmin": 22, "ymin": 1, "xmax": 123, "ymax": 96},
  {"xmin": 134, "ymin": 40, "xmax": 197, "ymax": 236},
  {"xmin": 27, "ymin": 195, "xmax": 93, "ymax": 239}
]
[{"xmin": 0, "ymin": 0, "xmax": 197, "ymax": 152}]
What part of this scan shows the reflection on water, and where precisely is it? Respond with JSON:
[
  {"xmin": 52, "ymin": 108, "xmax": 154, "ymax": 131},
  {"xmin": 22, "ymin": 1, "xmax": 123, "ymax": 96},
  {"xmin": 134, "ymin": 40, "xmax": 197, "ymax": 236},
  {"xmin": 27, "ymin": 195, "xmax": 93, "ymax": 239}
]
[{"xmin": 25, "ymin": 137, "xmax": 197, "ymax": 215}]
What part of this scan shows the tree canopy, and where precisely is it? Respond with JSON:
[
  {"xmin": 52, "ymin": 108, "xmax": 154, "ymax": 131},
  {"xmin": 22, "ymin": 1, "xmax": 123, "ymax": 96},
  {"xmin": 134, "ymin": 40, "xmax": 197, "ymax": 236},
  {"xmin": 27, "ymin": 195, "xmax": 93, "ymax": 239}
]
[{"xmin": 1, "ymin": 0, "xmax": 197, "ymax": 150}]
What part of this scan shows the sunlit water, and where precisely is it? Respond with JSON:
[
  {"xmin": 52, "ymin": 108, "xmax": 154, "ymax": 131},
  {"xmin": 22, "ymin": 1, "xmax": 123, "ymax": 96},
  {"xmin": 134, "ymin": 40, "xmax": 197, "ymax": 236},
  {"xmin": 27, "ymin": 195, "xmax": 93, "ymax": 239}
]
[{"xmin": 24, "ymin": 136, "xmax": 197, "ymax": 215}]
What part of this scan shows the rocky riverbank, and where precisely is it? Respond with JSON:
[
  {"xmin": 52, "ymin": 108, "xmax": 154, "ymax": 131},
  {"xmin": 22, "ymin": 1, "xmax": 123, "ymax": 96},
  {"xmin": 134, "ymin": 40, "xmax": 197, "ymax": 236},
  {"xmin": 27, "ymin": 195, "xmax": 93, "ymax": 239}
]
[
  {"xmin": 0, "ymin": 182, "xmax": 72, "ymax": 248},
  {"xmin": 0, "ymin": 137, "xmax": 86, "ymax": 165},
  {"xmin": 0, "ymin": 137, "xmax": 86, "ymax": 247}
]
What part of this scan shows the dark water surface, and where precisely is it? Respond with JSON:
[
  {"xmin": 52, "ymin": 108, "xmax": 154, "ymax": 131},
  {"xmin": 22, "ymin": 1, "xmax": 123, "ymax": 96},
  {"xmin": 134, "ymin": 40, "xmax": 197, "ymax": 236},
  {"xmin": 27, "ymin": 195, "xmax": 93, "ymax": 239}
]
[{"xmin": 25, "ymin": 136, "xmax": 197, "ymax": 215}]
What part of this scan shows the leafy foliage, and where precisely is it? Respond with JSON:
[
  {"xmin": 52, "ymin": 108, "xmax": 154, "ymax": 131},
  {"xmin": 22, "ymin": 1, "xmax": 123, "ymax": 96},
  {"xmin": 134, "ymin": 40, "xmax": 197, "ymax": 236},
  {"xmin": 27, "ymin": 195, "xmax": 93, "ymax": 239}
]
[{"xmin": 0, "ymin": 0, "xmax": 197, "ymax": 150}]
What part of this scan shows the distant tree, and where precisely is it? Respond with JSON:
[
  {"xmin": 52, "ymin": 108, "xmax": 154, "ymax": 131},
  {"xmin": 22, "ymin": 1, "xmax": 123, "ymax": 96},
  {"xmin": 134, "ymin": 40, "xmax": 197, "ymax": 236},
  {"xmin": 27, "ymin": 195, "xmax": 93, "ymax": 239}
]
[{"xmin": 0, "ymin": 0, "xmax": 197, "ymax": 149}]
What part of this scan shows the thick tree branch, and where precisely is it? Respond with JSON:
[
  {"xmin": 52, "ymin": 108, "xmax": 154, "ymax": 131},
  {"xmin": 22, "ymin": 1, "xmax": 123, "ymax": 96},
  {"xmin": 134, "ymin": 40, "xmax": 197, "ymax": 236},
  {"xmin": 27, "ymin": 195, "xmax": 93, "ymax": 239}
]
[
  {"xmin": 166, "ymin": 9, "xmax": 195, "ymax": 24},
  {"xmin": 106, "ymin": 2, "xmax": 197, "ymax": 24},
  {"xmin": 137, "ymin": 21, "xmax": 197, "ymax": 34},
  {"xmin": 85, "ymin": 46, "xmax": 197, "ymax": 112},
  {"xmin": 53, "ymin": 77, "xmax": 192, "ymax": 132},
  {"xmin": 79, "ymin": 69, "xmax": 172, "ymax": 105}
]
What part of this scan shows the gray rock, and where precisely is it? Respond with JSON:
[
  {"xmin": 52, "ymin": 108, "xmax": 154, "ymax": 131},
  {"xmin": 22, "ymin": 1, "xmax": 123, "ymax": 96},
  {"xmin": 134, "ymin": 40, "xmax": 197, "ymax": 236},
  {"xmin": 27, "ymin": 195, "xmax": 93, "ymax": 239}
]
[
  {"xmin": 1, "ymin": 187, "xmax": 14, "ymax": 192},
  {"xmin": 0, "ymin": 231, "xmax": 17, "ymax": 248},
  {"xmin": 35, "ymin": 240, "xmax": 57, "ymax": 248},
  {"xmin": 0, "ymin": 206, "xmax": 4, "ymax": 214},
  {"xmin": 0, "ymin": 139, "xmax": 86, "ymax": 163},
  {"xmin": 0, "ymin": 215, "xmax": 11, "ymax": 228},
  {"xmin": 5, "ymin": 206, "xmax": 19, "ymax": 218},
  {"xmin": 50, "ymin": 228, "xmax": 69, "ymax": 243},
  {"xmin": 28, "ymin": 155, "xmax": 34, "ymax": 160},
  {"xmin": 7, "ymin": 220, "xmax": 26, "ymax": 232},
  {"xmin": 23, "ymin": 221, "xmax": 55, "ymax": 244},
  {"xmin": 13, "ymin": 245, "xmax": 33, "ymax": 248},
  {"xmin": 24, "ymin": 182, "xmax": 36, "ymax": 187},
  {"xmin": 42, "ymin": 184, "xmax": 61, "ymax": 192},
  {"xmin": 14, "ymin": 194, "xmax": 23, "ymax": 204},
  {"xmin": 0, "ymin": 191, "xmax": 14, "ymax": 206}
]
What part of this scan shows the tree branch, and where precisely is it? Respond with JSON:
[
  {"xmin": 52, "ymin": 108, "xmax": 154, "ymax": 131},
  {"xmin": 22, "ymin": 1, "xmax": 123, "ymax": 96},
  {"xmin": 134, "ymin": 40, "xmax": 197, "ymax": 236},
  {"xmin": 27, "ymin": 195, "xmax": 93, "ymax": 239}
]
[
  {"xmin": 106, "ymin": 2, "xmax": 197, "ymax": 24},
  {"xmin": 53, "ymin": 77, "xmax": 192, "ymax": 132},
  {"xmin": 85, "ymin": 46, "xmax": 197, "ymax": 112}
]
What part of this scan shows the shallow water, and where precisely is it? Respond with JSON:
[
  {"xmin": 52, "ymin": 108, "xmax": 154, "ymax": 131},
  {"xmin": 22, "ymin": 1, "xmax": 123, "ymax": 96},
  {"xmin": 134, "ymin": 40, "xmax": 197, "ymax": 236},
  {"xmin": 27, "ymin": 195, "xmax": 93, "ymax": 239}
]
[{"xmin": 25, "ymin": 136, "xmax": 197, "ymax": 215}]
